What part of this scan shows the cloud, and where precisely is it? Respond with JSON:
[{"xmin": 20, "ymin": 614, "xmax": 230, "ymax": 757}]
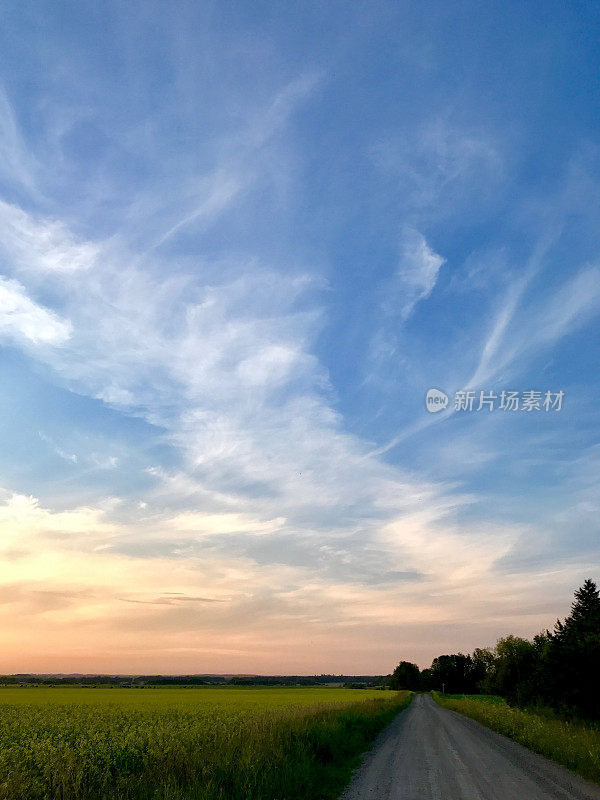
[
  {"xmin": 0, "ymin": 492, "xmax": 116, "ymax": 542},
  {"xmin": 1, "ymin": 47, "xmax": 598, "ymax": 675},
  {"xmin": 0, "ymin": 275, "xmax": 72, "ymax": 345},
  {"xmin": 371, "ymin": 118, "xmax": 503, "ymax": 217},
  {"xmin": 246, "ymin": 72, "xmax": 322, "ymax": 149},
  {"xmin": 38, "ymin": 433, "xmax": 78, "ymax": 464},
  {"xmin": 119, "ymin": 593, "xmax": 224, "ymax": 605},
  {"xmin": 363, "ymin": 228, "xmax": 444, "ymax": 389},
  {"xmin": 467, "ymin": 262, "xmax": 600, "ymax": 390},
  {"xmin": 0, "ymin": 87, "xmax": 37, "ymax": 191},
  {"xmin": 0, "ymin": 488, "xmax": 591, "ymax": 671},
  {"xmin": 375, "ymin": 261, "xmax": 600, "ymax": 458},
  {"xmin": 387, "ymin": 227, "xmax": 445, "ymax": 321},
  {"xmin": 166, "ymin": 512, "xmax": 285, "ymax": 536},
  {"xmin": 141, "ymin": 72, "xmax": 321, "ymax": 255},
  {"xmin": 149, "ymin": 172, "xmax": 243, "ymax": 252},
  {"xmin": 0, "ymin": 199, "xmax": 99, "ymax": 273},
  {"xmin": 0, "ymin": 194, "xmax": 491, "ymax": 660}
]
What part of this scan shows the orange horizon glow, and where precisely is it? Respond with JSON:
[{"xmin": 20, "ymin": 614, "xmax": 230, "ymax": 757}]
[{"xmin": 0, "ymin": 491, "xmax": 580, "ymax": 675}]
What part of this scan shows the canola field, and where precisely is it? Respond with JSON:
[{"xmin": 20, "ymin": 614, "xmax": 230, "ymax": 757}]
[{"xmin": 0, "ymin": 686, "xmax": 410, "ymax": 800}]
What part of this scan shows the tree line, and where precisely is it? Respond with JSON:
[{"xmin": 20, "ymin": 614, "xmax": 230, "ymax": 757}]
[
  {"xmin": 0, "ymin": 673, "xmax": 387, "ymax": 688},
  {"xmin": 390, "ymin": 579, "xmax": 600, "ymax": 719}
]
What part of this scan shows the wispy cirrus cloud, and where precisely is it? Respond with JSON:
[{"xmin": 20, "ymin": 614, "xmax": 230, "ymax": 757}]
[
  {"xmin": 371, "ymin": 117, "xmax": 504, "ymax": 219},
  {"xmin": 0, "ymin": 87, "xmax": 37, "ymax": 192},
  {"xmin": 0, "ymin": 275, "xmax": 71, "ymax": 346},
  {"xmin": 467, "ymin": 261, "xmax": 600, "ymax": 390},
  {"xmin": 386, "ymin": 227, "xmax": 445, "ymax": 321},
  {"xmin": 0, "ymin": 199, "xmax": 99, "ymax": 274},
  {"xmin": 365, "ymin": 228, "xmax": 445, "ymax": 388},
  {"xmin": 0, "ymin": 82, "xmax": 460, "ymax": 547},
  {"xmin": 1, "ymin": 2, "xmax": 599, "ymax": 676},
  {"xmin": 0, "ymin": 156, "xmax": 496, "ymax": 672},
  {"xmin": 0, "ymin": 485, "xmax": 591, "ymax": 672}
]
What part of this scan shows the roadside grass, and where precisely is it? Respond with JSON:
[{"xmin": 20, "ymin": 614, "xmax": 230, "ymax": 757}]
[
  {"xmin": 442, "ymin": 694, "xmax": 504, "ymax": 703},
  {"xmin": 0, "ymin": 687, "xmax": 411, "ymax": 800},
  {"xmin": 432, "ymin": 691, "xmax": 600, "ymax": 784}
]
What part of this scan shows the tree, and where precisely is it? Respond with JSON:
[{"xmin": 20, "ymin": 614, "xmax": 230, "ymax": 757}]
[
  {"xmin": 485, "ymin": 635, "xmax": 540, "ymax": 706},
  {"xmin": 428, "ymin": 654, "xmax": 473, "ymax": 694},
  {"xmin": 390, "ymin": 661, "xmax": 421, "ymax": 691},
  {"xmin": 545, "ymin": 579, "xmax": 600, "ymax": 717},
  {"xmin": 419, "ymin": 668, "xmax": 433, "ymax": 691},
  {"xmin": 469, "ymin": 647, "xmax": 495, "ymax": 691}
]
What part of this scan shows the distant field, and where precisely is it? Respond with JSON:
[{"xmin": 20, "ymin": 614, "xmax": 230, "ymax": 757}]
[
  {"xmin": 0, "ymin": 686, "xmax": 411, "ymax": 800},
  {"xmin": 0, "ymin": 684, "xmax": 387, "ymax": 709},
  {"xmin": 433, "ymin": 692, "xmax": 600, "ymax": 784}
]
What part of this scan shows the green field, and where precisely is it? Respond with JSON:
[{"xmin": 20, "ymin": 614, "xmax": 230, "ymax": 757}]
[
  {"xmin": 433, "ymin": 692, "xmax": 600, "ymax": 783},
  {"xmin": 0, "ymin": 686, "xmax": 411, "ymax": 800}
]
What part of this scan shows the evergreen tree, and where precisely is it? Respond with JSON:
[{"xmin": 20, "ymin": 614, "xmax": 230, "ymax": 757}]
[{"xmin": 546, "ymin": 579, "xmax": 600, "ymax": 718}]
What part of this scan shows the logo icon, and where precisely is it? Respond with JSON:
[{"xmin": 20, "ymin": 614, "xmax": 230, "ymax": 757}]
[{"xmin": 425, "ymin": 388, "xmax": 449, "ymax": 413}]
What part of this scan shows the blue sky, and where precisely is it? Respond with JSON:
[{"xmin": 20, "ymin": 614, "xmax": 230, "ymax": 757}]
[{"xmin": 0, "ymin": 0, "xmax": 599, "ymax": 673}]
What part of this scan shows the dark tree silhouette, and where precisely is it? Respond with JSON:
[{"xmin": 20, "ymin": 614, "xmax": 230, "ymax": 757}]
[
  {"xmin": 393, "ymin": 579, "xmax": 600, "ymax": 719},
  {"xmin": 483, "ymin": 635, "xmax": 541, "ymax": 705},
  {"xmin": 427, "ymin": 654, "xmax": 474, "ymax": 694},
  {"xmin": 390, "ymin": 661, "xmax": 421, "ymax": 691},
  {"xmin": 546, "ymin": 578, "xmax": 600, "ymax": 717}
]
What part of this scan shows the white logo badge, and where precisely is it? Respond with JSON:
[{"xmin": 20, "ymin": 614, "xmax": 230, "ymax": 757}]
[{"xmin": 425, "ymin": 388, "xmax": 449, "ymax": 413}]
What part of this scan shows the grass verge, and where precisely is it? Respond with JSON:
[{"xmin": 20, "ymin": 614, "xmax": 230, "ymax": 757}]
[
  {"xmin": 0, "ymin": 690, "xmax": 411, "ymax": 800},
  {"xmin": 432, "ymin": 691, "xmax": 600, "ymax": 784}
]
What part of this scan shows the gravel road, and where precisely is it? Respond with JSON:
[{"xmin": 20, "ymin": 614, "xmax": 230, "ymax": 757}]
[{"xmin": 341, "ymin": 693, "xmax": 600, "ymax": 800}]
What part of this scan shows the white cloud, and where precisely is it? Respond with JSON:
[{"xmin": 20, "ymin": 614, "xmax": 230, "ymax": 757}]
[
  {"xmin": 363, "ymin": 228, "xmax": 444, "ymax": 389},
  {"xmin": 149, "ymin": 172, "xmax": 243, "ymax": 252},
  {"xmin": 0, "ymin": 199, "xmax": 463, "ymax": 577},
  {"xmin": 38, "ymin": 433, "xmax": 78, "ymax": 464},
  {"xmin": 0, "ymin": 199, "xmax": 99, "ymax": 273},
  {"xmin": 0, "ymin": 275, "xmax": 71, "ymax": 345},
  {"xmin": 467, "ymin": 262, "xmax": 600, "ymax": 390},
  {"xmin": 166, "ymin": 511, "xmax": 285, "ymax": 535},
  {"xmin": 140, "ymin": 73, "xmax": 322, "ymax": 256},
  {"xmin": 371, "ymin": 118, "xmax": 503, "ymax": 215},
  {"xmin": 246, "ymin": 72, "xmax": 322, "ymax": 149},
  {"xmin": 390, "ymin": 226, "xmax": 445, "ymax": 321},
  {"xmin": 2, "ymin": 68, "xmax": 592, "ymax": 673},
  {"xmin": 0, "ymin": 88, "xmax": 37, "ymax": 191}
]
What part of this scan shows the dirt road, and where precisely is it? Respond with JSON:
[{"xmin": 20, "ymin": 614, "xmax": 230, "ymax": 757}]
[{"xmin": 341, "ymin": 693, "xmax": 600, "ymax": 800}]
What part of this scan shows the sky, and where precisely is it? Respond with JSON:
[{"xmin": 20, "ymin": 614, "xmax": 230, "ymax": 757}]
[{"xmin": 0, "ymin": 0, "xmax": 599, "ymax": 674}]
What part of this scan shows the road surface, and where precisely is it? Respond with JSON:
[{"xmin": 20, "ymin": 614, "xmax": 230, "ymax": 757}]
[{"xmin": 341, "ymin": 693, "xmax": 600, "ymax": 800}]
